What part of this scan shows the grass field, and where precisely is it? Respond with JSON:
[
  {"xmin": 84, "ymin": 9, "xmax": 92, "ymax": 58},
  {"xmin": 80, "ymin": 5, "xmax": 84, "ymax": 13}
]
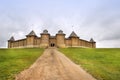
[
  {"xmin": 60, "ymin": 48, "xmax": 120, "ymax": 80},
  {"xmin": 0, "ymin": 48, "xmax": 44, "ymax": 80}
]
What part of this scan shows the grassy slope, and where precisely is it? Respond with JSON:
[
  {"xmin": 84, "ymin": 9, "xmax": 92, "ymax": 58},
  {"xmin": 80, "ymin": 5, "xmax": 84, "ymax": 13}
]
[
  {"xmin": 0, "ymin": 48, "xmax": 44, "ymax": 80},
  {"xmin": 60, "ymin": 48, "xmax": 120, "ymax": 80}
]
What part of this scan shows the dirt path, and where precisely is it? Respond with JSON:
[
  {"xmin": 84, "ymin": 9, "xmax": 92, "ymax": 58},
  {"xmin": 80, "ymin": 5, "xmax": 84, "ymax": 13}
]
[{"xmin": 16, "ymin": 48, "xmax": 96, "ymax": 80}]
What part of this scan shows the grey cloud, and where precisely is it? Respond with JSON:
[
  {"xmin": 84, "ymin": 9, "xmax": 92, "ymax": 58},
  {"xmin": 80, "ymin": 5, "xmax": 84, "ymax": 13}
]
[
  {"xmin": 79, "ymin": 6, "xmax": 120, "ymax": 42},
  {"xmin": 0, "ymin": 13, "xmax": 29, "ymax": 48},
  {"xmin": 0, "ymin": 0, "xmax": 120, "ymax": 48},
  {"xmin": 99, "ymin": 30, "xmax": 120, "ymax": 41}
]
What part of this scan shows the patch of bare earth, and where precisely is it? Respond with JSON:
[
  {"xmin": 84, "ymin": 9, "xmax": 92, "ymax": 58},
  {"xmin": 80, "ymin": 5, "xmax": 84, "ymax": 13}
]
[{"xmin": 16, "ymin": 48, "xmax": 96, "ymax": 80}]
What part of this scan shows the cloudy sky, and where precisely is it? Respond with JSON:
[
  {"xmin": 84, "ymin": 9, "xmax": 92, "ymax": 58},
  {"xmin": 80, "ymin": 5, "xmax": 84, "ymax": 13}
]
[{"xmin": 0, "ymin": 0, "xmax": 120, "ymax": 48}]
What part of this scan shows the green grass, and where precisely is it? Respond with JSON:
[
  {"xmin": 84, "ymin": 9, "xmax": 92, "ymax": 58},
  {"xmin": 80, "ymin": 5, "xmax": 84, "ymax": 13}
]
[
  {"xmin": 0, "ymin": 48, "xmax": 44, "ymax": 80},
  {"xmin": 59, "ymin": 48, "xmax": 120, "ymax": 80}
]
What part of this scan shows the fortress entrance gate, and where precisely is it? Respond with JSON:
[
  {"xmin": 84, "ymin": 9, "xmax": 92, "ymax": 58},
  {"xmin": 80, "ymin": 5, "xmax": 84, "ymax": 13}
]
[{"xmin": 50, "ymin": 43, "xmax": 55, "ymax": 47}]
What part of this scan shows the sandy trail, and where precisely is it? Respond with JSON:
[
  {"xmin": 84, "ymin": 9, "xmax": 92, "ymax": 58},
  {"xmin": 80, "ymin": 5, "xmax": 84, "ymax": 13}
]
[{"xmin": 16, "ymin": 48, "xmax": 96, "ymax": 80}]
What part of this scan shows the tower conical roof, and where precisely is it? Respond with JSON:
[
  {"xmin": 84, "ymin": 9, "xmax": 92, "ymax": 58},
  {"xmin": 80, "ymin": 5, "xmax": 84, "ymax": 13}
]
[
  {"xmin": 57, "ymin": 30, "xmax": 65, "ymax": 35},
  {"xmin": 26, "ymin": 30, "xmax": 37, "ymax": 37},
  {"xmin": 69, "ymin": 31, "xmax": 78, "ymax": 38},
  {"xmin": 8, "ymin": 36, "xmax": 15, "ymax": 41},
  {"xmin": 41, "ymin": 29, "xmax": 50, "ymax": 35},
  {"xmin": 90, "ymin": 38, "xmax": 95, "ymax": 42},
  {"xmin": 43, "ymin": 29, "xmax": 48, "ymax": 34},
  {"xmin": 58, "ymin": 30, "xmax": 63, "ymax": 34}
]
